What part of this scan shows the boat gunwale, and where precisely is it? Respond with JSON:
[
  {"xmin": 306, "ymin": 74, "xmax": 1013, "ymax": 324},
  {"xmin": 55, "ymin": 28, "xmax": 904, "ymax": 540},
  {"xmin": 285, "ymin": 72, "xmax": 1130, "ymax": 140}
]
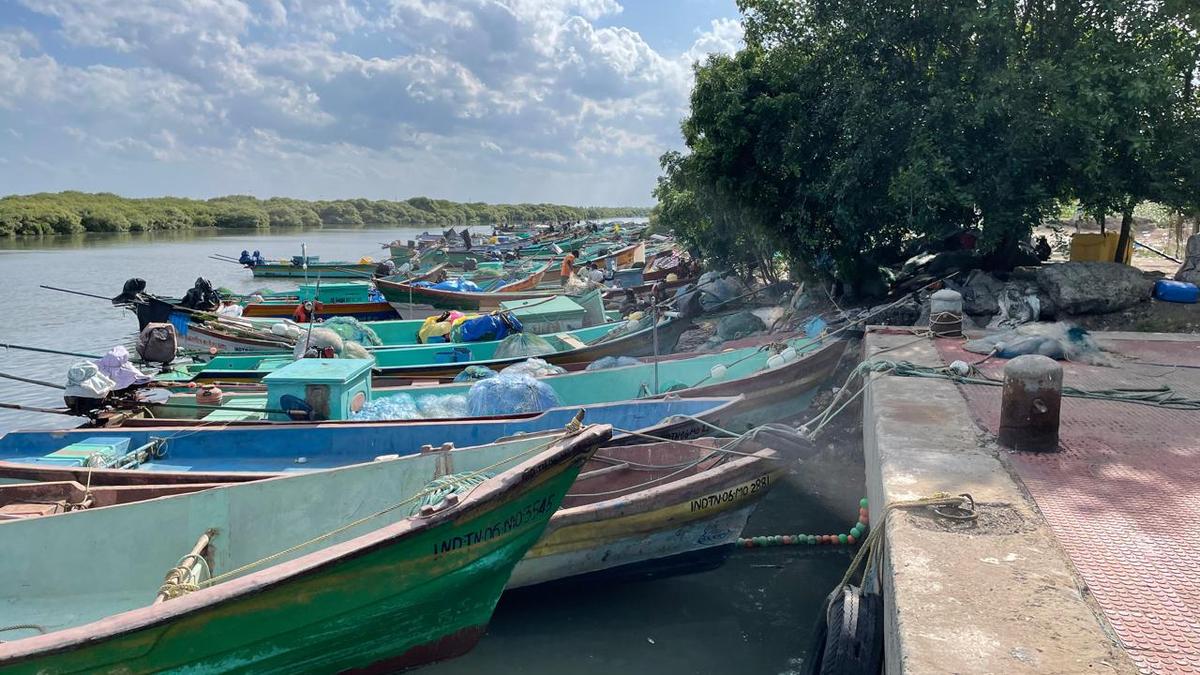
[
  {"xmin": 0, "ymin": 425, "xmax": 610, "ymax": 666},
  {"xmin": 551, "ymin": 444, "xmax": 780, "ymax": 529}
]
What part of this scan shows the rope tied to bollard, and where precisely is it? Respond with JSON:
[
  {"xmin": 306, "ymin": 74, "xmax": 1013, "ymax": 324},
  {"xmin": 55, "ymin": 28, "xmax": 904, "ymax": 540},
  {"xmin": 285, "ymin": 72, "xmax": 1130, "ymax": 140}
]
[{"xmin": 836, "ymin": 492, "xmax": 977, "ymax": 594}]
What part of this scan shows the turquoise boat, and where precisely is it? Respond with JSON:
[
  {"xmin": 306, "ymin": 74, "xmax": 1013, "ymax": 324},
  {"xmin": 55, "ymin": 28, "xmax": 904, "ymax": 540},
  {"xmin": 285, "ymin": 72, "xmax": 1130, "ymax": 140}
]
[
  {"xmin": 155, "ymin": 314, "xmax": 692, "ymax": 384},
  {"xmin": 248, "ymin": 260, "xmax": 382, "ymax": 279},
  {"xmin": 151, "ymin": 335, "xmax": 844, "ymax": 428},
  {"xmin": 0, "ymin": 426, "xmax": 608, "ymax": 673}
]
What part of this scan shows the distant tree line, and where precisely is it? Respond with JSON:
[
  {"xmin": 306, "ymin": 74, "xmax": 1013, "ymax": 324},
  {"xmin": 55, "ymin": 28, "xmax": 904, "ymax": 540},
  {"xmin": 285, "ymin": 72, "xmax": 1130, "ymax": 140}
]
[
  {"xmin": 654, "ymin": 0, "xmax": 1200, "ymax": 291},
  {"xmin": 0, "ymin": 192, "xmax": 649, "ymax": 237}
]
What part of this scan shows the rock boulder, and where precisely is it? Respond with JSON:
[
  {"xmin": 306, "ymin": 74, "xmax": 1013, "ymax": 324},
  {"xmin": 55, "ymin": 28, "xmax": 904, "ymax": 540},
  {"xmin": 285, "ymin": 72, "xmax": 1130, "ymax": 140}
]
[
  {"xmin": 717, "ymin": 310, "xmax": 766, "ymax": 340},
  {"xmin": 1035, "ymin": 262, "xmax": 1152, "ymax": 315}
]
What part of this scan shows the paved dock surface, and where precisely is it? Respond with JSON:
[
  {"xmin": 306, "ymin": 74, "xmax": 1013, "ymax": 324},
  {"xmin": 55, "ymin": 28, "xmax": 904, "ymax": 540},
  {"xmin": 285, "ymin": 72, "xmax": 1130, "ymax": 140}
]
[
  {"xmin": 864, "ymin": 329, "xmax": 1134, "ymax": 674},
  {"xmin": 933, "ymin": 332, "xmax": 1200, "ymax": 674}
]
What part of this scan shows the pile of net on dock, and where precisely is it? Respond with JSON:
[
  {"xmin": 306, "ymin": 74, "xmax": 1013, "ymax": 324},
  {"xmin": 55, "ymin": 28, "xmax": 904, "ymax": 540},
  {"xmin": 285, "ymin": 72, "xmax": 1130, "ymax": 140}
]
[{"xmin": 963, "ymin": 322, "xmax": 1107, "ymax": 364}]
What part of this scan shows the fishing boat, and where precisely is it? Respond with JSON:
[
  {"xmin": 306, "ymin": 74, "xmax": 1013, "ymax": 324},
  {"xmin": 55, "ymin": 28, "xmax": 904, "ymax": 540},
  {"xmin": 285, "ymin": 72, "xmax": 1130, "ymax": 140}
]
[
  {"xmin": 148, "ymin": 335, "xmax": 844, "ymax": 429},
  {"xmin": 247, "ymin": 258, "xmax": 383, "ymax": 279},
  {"xmin": 0, "ymin": 396, "xmax": 742, "ymax": 482},
  {"xmin": 156, "ymin": 314, "xmax": 693, "ymax": 384},
  {"xmin": 124, "ymin": 265, "xmax": 448, "ymax": 333},
  {"xmin": 173, "ymin": 291, "xmax": 615, "ymax": 355},
  {"xmin": 0, "ymin": 435, "xmax": 781, "ymax": 590},
  {"xmin": 0, "ymin": 426, "xmax": 608, "ymax": 672},
  {"xmin": 376, "ymin": 263, "xmax": 552, "ymax": 314},
  {"xmin": 236, "ymin": 264, "xmax": 449, "ymax": 320},
  {"xmin": 509, "ymin": 436, "xmax": 781, "ymax": 587},
  {"xmin": 537, "ymin": 241, "xmax": 647, "ymax": 284}
]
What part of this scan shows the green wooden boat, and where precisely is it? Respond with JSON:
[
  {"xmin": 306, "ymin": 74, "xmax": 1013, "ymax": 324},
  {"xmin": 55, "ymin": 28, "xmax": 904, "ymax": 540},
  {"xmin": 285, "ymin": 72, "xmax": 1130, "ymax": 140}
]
[{"xmin": 0, "ymin": 425, "xmax": 609, "ymax": 673}]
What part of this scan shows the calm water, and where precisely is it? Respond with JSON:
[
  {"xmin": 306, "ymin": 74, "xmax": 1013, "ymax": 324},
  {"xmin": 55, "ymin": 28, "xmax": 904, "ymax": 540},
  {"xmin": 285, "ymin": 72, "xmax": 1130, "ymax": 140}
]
[
  {"xmin": 0, "ymin": 226, "xmax": 440, "ymax": 431},
  {"xmin": 0, "ymin": 225, "xmax": 863, "ymax": 674}
]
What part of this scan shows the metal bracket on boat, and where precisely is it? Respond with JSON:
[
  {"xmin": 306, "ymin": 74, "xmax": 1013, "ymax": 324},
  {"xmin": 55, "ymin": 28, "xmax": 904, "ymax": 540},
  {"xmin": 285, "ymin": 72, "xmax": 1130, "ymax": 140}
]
[{"xmin": 563, "ymin": 409, "xmax": 586, "ymax": 435}]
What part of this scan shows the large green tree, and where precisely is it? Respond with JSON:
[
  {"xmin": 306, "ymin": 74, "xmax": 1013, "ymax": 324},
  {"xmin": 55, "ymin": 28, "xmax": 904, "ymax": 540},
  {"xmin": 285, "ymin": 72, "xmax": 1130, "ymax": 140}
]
[{"xmin": 658, "ymin": 0, "xmax": 1200, "ymax": 287}]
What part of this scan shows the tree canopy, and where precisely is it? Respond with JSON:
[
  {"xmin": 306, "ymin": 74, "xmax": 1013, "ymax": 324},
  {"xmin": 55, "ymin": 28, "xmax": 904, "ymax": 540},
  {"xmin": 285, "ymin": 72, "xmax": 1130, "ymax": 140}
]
[
  {"xmin": 654, "ymin": 0, "xmax": 1200, "ymax": 289},
  {"xmin": 0, "ymin": 192, "xmax": 648, "ymax": 237}
]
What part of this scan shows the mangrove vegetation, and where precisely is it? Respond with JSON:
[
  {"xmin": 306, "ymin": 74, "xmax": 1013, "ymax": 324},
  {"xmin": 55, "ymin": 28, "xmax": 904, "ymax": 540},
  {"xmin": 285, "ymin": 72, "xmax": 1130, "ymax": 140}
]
[{"xmin": 0, "ymin": 192, "xmax": 649, "ymax": 237}]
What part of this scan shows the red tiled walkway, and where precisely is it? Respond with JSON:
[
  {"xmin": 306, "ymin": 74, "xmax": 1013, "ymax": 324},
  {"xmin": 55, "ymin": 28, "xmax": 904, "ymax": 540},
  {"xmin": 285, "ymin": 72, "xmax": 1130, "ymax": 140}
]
[{"xmin": 933, "ymin": 337, "xmax": 1200, "ymax": 674}]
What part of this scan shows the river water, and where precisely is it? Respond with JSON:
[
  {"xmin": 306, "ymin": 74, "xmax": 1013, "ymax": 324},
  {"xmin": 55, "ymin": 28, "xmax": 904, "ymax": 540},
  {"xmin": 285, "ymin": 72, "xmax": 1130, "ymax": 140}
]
[{"xmin": 0, "ymin": 226, "xmax": 863, "ymax": 674}]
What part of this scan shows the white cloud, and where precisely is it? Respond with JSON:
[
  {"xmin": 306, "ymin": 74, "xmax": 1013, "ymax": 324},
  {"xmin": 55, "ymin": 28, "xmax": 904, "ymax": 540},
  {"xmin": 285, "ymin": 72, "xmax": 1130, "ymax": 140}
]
[
  {"xmin": 687, "ymin": 17, "xmax": 744, "ymax": 63},
  {"xmin": 1, "ymin": 0, "xmax": 745, "ymax": 205}
]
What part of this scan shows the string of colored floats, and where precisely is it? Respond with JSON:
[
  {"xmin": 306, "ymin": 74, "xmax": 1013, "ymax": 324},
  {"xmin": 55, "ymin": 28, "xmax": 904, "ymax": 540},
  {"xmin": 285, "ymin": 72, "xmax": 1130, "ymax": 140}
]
[{"xmin": 737, "ymin": 498, "xmax": 869, "ymax": 548}]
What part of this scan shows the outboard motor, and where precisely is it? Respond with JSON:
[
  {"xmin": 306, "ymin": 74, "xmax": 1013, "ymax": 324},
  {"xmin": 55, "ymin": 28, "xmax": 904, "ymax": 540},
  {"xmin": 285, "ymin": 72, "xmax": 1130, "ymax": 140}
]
[
  {"xmin": 111, "ymin": 278, "xmax": 147, "ymax": 305},
  {"xmin": 179, "ymin": 277, "xmax": 220, "ymax": 311}
]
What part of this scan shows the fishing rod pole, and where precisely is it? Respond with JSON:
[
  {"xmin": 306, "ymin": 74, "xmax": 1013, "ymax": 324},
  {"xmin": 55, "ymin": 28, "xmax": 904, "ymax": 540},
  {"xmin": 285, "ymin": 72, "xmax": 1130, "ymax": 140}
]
[
  {"xmin": 0, "ymin": 401, "xmax": 77, "ymax": 416},
  {"xmin": 0, "ymin": 372, "xmax": 64, "ymax": 389},
  {"xmin": 0, "ymin": 342, "xmax": 103, "ymax": 359},
  {"xmin": 39, "ymin": 285, "xmax": 113, "ymax": 301},
  {"xmin": 208, "ymin": 256, "xmax": 247, "ymax": 266}
]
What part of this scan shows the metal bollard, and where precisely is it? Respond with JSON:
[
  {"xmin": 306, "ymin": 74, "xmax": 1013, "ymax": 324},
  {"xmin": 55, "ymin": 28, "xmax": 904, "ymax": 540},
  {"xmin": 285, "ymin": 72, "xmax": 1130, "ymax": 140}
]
[
  {"xmin": 998, "ymin": 355, "xmax": 1063, "ymax": 451},
  {"xmin": 929, "ymin": 289, "xmax": 963, "ymax": 337}
]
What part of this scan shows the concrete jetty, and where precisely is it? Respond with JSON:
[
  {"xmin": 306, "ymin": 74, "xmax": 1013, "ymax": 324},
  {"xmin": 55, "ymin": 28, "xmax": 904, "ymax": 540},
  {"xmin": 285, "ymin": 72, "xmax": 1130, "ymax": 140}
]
[{"xmin": 863, "ymin": 327, "xmax": 1200, "ymax": 674}]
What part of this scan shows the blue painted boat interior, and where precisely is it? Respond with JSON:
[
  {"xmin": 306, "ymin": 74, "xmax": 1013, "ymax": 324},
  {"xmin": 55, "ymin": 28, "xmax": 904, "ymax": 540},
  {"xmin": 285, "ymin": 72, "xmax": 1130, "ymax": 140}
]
[{"xmin": 0, "ymin": 398, "xmax": 732, "ymax": 474}]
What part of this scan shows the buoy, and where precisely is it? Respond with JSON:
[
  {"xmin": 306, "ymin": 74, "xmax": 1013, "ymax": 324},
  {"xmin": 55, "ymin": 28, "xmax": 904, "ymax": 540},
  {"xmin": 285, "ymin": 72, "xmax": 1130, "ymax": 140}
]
[
  {"xmin": 766, "ymin": 353, "xmax": 786, "ymax": 370},
  {"xmin": 780, "ymin": 346, "xmax": 798, "ymax": 362},
  {"xmin": 710, "ymin": 364, "xmax": 728, "ymax": 380}
]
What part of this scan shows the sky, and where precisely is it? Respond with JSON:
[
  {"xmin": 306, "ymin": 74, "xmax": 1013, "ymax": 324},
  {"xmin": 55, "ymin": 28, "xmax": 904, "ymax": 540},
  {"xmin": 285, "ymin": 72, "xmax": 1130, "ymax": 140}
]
[{"xmin": 0, "ymin": 0, "xmax": 743, "ymax": 206}]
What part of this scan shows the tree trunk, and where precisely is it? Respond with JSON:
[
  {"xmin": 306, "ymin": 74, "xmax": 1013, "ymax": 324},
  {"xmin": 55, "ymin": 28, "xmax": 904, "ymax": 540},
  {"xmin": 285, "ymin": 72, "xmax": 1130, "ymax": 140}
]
[{"xmin": 1114, "ymin": 199, "xmax": 1135, "ymax": 264}]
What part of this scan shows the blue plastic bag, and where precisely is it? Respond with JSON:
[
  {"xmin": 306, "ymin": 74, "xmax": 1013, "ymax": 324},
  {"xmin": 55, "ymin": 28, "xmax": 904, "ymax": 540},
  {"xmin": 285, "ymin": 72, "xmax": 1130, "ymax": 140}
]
[{"xmin": 458, "ymin": 313, "xmax": 523, "ymax": 343}]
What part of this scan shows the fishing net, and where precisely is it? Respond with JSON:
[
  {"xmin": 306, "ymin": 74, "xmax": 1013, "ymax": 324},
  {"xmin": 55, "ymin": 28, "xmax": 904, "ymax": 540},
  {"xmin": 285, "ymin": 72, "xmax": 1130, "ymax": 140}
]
[
  {"xmin": 585, "ymin": 356, "xmax": 640, "ymax": 371},
  {"xmin": 453, "ymin": 365, "xmax": 497, "ymax": 382},
  {"xmin": 341, "ymin": 341, "xmax": 375, "ymax": 362},
  {"xmin": 321, "ymin": 317, "xmax": 383, "ymax": 346},
  {"xmin": 502, "ymin": 358, "xmax": 566, "ymax": 377},
  {"xmin": 467, "ymin": 373, "xmax": 560, "ymax": 416},
  {"xmin": 963, "ymin": 322, "xmax": 1107, "ymax": 364},
  {"xmin": 493, "ymin": 332, "xmax": 555, "ymax": 359},
  {"xmin": 410, "ymin": 472, "xmax": 492, "ymax": 515},
  {"xmin": 292, "ymin": 328, "xmax": 343, "ymax": 359},
  {"xmin": 350, "ymin": 393, "xmax": 468, "ymax": 421}
]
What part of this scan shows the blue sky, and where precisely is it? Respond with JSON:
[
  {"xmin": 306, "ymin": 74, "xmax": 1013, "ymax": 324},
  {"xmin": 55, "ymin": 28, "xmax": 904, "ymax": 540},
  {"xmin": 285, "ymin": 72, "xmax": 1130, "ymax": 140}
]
[{"xmin": 0, "ymin": 1, "xmax": 742, "ymax": 205}]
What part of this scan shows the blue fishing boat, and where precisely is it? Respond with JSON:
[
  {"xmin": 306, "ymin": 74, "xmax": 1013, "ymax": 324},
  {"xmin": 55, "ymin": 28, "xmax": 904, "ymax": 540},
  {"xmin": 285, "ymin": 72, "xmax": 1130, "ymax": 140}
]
[{"xmin": 0, "ymin": 397, "xmax": 742, "ymax": 484}]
